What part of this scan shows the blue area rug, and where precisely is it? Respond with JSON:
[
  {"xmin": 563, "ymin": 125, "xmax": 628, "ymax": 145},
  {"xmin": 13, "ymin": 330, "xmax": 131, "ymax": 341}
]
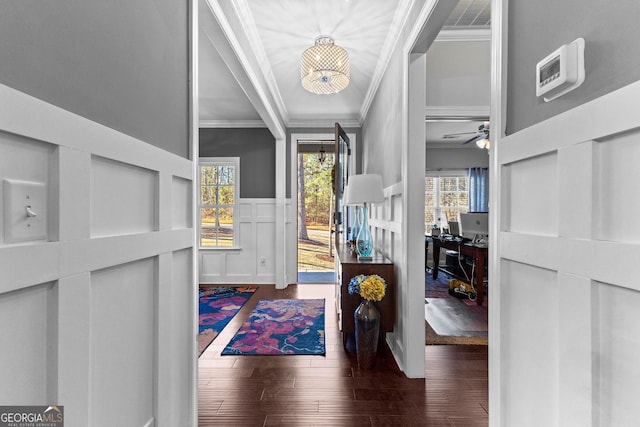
[
  {"xmin": 297, "ymin": 271, "xmax": 335, "ymax": 283},
  {"xmin": 222, "ymin": 299, "xmax": 326, "ymax": 355},
  {"xmin": 426, "ymin": 267, "xmax": 455, "ymax": 299},
  {"xmin": 199, "ymin": 286, "xmax": 257, "ymax": 356}
]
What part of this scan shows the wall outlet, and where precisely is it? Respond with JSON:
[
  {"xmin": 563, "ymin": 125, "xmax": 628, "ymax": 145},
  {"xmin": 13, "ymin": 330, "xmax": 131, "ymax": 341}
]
[{"xmin": 3, "ymin": 179, "xmax": 47, "ymax": 243}]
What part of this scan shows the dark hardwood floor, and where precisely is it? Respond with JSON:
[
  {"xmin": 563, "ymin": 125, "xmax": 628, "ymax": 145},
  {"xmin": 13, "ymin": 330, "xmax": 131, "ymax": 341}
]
[{"xmin": 198, "ymin": 284, "xmax": 488, "ymax": 426}]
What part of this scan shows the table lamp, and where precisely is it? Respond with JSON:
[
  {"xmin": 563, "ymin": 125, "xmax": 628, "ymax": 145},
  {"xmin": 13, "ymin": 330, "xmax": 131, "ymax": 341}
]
[
  {"xmin": 342, "ymin": 183, "xmax": 362, "ymax": 244},
  {"xmin": 345, "ymin": 174, "xmax": 384, "ymax": 260}
]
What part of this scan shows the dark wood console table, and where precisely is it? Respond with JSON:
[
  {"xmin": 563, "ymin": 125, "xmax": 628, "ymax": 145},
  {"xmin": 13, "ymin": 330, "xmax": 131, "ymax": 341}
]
[
  {"xmin": 335, "ymin": 244, "xmax": 395, "ymax": 349},
  {"xmin": 431, "ymin": 237, "xmax": 487, "ymax": 306}
]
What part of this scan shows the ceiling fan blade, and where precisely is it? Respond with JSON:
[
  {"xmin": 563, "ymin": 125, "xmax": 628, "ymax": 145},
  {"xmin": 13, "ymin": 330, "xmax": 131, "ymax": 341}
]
[
  {"xmin": 461, "ymin": 134, "xmax": 483, "ymax": 145},
  {"xmin": 443, "ymin": 131, "xmax": 477, "ymax": 138}
]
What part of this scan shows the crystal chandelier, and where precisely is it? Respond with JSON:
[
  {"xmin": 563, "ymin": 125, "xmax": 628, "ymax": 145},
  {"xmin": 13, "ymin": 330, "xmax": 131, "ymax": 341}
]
[{"xmin": 301, "ymin": 36, "xmax": 350, "ymax": 94}]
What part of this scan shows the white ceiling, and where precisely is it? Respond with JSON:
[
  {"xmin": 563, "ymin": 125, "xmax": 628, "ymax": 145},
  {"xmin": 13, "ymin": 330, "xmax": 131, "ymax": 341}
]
[{"xmin": 199, "ymin": 0, "xmax": 491, "ymax": 145}]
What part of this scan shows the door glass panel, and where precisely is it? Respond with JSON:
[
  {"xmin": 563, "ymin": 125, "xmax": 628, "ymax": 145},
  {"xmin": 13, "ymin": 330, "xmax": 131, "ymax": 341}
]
[{"xmin": 334, "ymin": 123, "xmax": 350, "ymax": 248}]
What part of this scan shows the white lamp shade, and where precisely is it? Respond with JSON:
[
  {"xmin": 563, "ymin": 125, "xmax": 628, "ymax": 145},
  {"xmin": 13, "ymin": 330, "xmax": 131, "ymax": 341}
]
[
  {"xmin": 343, "ymin": 183, "xmax": 361, "ymax": 206},
  {"xmin": 346, "ymin": 174, "xmax": 384, "ymax": 205}
]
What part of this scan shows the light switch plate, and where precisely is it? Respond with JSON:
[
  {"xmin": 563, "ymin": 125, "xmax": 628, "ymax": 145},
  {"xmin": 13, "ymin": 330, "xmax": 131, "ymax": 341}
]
[{"xmin": 3, "ymin": 179, "xmax": 47, "ymax": 243}]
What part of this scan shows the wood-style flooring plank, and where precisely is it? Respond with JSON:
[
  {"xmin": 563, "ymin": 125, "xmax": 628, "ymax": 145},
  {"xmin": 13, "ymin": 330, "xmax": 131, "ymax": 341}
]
[{"xmin": 198, "ymin": 284, "xmax": 488, "ymax": 426}]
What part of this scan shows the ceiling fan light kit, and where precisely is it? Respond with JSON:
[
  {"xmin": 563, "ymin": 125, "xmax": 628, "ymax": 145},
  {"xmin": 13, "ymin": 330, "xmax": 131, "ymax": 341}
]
[
  {"xmin": 301, "ymin": 36, "xmax": 350, "ymax": 94},
  {"xmin": 469, "ymin": 122, "xmax": 490, "ymax": 150}
]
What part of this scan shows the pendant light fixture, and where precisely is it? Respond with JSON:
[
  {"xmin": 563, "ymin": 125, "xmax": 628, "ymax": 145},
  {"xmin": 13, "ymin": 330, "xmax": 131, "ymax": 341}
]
[
  {"xmin": 301, "ymin": 35, "xmax": 350, "ymax": 94},
  {"xmin": 318, "ymin": 142, "xmax": 326, "ymax": 164}
]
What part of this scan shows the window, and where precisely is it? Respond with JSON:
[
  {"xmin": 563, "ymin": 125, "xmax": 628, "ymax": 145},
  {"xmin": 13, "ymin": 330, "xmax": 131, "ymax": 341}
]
[
  {"xmin": 199, "ymin": 158, "xmax": 239, "ymax": 248},
  {"xmin": 425, "ymin": 173, "xmax": 469, "ymax": 233}
]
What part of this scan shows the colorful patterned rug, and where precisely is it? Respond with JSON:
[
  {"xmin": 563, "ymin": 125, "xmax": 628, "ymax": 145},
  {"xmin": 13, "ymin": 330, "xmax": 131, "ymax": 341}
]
[
  {"xmin": 199, "ymin": 286, "xmax": 258, "ymax": 356},
  {"xmin": 425, "ymin": 267, "xmax": 455, "ymax": 299},
  {"xmin": 222, "ymin": 299, "xmax": 326, "ymax": 355}
]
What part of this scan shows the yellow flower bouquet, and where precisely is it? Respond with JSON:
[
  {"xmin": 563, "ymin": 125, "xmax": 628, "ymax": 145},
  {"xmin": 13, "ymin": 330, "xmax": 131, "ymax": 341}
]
[{"xmin": 358, "ymin": 274, "xmax": 386, "ymax": 302}]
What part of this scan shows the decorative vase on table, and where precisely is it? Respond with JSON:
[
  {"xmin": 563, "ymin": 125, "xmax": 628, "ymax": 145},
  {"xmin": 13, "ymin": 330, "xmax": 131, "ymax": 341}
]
[
  {"xmin": 356, "ymin": 205, "xmax": 373, "ymax": 259},
  {"xmin": 348, "ymin": 273, "xmax": 386, "ymax": 370},
  {"xmin": 354, "ymin": 298, "xmax": 380, "ymax": 369},
  {"xmin": 350, "ymin": 206, "xmax": 362, "ymax": 246}
]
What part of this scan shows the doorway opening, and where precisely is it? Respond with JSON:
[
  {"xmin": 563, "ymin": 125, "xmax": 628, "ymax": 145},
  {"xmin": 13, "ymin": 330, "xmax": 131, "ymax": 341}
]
[
  {"xmin": 296, "ymin": 140, "xmax": 335, "ymax": 283},
  {"xmin": 419, "ymin": 6, "xmax": 490, "ymax": 345}
]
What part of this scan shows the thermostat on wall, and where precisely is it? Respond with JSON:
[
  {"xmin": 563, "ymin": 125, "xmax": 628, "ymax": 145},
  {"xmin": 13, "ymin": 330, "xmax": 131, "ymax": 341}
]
[{"xmin": 536, "ymin": 38, "xmax": 585, "ymax": 102}]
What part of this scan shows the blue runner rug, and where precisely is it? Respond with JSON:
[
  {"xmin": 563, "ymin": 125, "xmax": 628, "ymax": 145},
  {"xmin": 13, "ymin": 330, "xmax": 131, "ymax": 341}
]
[
  {"xmin": 198, "ymin": 286, "xmax": 257, "ymax": 356},
  {"xmin": 222, "ymin": 299, "xmax": 325, "ymax": 355}
]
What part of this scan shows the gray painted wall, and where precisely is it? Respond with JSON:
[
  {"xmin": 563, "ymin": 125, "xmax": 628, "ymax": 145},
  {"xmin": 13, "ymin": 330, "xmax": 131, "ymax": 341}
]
[
  {"xmin": 426, "ymin": 40, "xmax": 491, "ymax": 107},
  {"xmin": 507, "ymin": 0, "xmax": 640, "ymax": 134},
  {"xmin": 362, "ymin": 41, "xmax": 405, "ymax": 185},
  {"xmin": 426, "ymin": 147, "xmax": 489, "ymax": 170},
  {"xmin": 200, "ymin": 128, "xmax": 275, "ymax": 198},
  {"xmin": 0, "ymin": 0, "xmax": 189, "ymax": 158}
]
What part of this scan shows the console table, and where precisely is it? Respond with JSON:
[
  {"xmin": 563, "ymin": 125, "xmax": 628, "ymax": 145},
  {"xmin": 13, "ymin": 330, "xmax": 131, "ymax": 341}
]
[
  {"xmin": 431, "ymin": 237, "xmax": 487, "ymax": 306},
  {"xmin": 335, "ymin": 244, "xmax": 395, "ymax": 349}
]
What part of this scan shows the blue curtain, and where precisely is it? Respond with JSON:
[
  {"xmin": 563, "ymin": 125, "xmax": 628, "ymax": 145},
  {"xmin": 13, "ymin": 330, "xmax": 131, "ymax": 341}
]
[{"xmin": 468, "ymin": 167, "xmax": 489, "ymax": 212}]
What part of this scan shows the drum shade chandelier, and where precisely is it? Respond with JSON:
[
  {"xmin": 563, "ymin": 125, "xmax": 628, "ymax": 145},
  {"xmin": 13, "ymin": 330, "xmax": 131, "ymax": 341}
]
[{"xmin": 301, "ymin": 36, "xmax": 350, "ymax": 94}]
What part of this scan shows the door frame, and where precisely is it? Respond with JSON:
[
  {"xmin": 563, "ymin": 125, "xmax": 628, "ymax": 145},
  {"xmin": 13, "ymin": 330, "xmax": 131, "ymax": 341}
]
[
  {"xmin": 401, "ymin": 0, "xmax": 461, "ymax": 378},
  {"xmin": 489, "ymin": 0, "xmax": 507, "ymax": 424},
  {"xmin": 290, "ymin": 131, "xmax": 357, "ymax": 282}
]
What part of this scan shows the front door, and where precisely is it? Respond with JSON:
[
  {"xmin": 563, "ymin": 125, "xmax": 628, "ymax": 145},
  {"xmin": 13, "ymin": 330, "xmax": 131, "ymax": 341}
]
[{"xmin": 333, "ymin": 123, "xmax": 350, "ymax": 248}]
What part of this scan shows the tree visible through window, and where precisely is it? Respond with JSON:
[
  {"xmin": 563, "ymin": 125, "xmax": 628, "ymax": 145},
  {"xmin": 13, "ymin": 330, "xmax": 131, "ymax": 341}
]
[
  {"xmin": 199, "ymin": 158, "xmax": 238, "ymax": 248},
  {"xmin": 425, "ymin": 174, "xmax": 469, "ymax": 232}
]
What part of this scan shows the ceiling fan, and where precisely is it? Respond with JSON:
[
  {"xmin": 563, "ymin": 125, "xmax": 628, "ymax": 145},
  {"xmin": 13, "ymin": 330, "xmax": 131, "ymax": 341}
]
[{"xmin": 443, "ymin": 121, "xmax": 490, "ymax": 148}]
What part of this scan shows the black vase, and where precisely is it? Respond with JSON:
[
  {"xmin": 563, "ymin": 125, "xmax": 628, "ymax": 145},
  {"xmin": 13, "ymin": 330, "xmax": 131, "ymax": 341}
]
[{"xmin": 354, "ymin": 299, "xmax": 381, "ymax": 369}]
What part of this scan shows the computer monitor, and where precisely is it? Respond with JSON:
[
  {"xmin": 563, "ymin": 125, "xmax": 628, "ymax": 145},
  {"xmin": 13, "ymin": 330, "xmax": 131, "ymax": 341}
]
[
  {"xmin": 448, "ymin": 221, "xmax": 460, "ymax": 236},
  {"xmin": 460, "ymin": 212, "xmax": 488, "ymax": 241}
]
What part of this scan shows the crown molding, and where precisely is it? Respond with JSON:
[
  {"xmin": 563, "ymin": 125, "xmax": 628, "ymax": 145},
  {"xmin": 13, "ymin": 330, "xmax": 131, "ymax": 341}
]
[
  {"xmin": 199, "ymin": 120, "xmax": 267, "ymax": 128},
  {"xmin": 435, "ymin": 28, "xmax": 491, "ymax": 42},
  {"xmin": 232, "ymin": 0, "xmax": 290, "ymax": 124},
  {"xmin": 358, "ymin": 0, "xmax": 414, "ymax": 124},
  {"xmin": 287, "ymin": 117, "xmax": 360, "ymax": 129},
  {"xmin": 203, "ymin": 0, "xmax": 286, "ymax": 138}
]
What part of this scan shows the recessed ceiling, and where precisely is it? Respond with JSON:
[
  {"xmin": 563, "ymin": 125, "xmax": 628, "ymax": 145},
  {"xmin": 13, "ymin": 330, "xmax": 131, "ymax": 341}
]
[
  {"xmin": 239, "ymin": 0, "xmax": 409, "ymax": 126},
  {"xmin": 198, "ymin": 27, "xmax": 261, "ymax": 123},
  {"xmin": 199, "ymin": 0, "xmax": 491, "ymax": 143},
  {"xmin": 444, "ymin": 0, "xmax": 491, "ymax": 28}
]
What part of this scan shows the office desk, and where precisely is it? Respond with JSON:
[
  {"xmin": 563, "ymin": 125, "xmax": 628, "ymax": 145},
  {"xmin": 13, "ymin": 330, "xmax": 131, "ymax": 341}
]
[{"xmin": 431, "ymin": 237, "xmax": 487, "ymax": 306}]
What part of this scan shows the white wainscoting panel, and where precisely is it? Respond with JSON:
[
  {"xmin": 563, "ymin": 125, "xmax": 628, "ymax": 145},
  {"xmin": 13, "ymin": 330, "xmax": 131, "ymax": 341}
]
[
  {"xmin": 368, "ymin": 184, "xmax": 403, "ymax": 368},
  {"xmin": 91, "ymin": 156, "xmax": 158, "ymax": 238},
  {"xmin": 199, "ymin": 198, "xmax": 277, "ymax": 284},
  {"xmin": 506, "ymin": 152, "xmax": 558, "ymax": 237},
  {"xmin": 595, "ymin": 130, "xmax": 640, "ymax": 243},
  {"xmin": 596, "ymin": 281, "xmax": 640, "ymax": 426},
  {"xmin": 495, "ymin": 81, "xmax": 640, "ymax": 427},
  {"xmin": 0, "ymin": 83, "xmax": 195, "ymax": 427},
  {"xmin": 90, "ymin": 258, "xmax": 156, "ymax": 426},
  {"xmin": 166, "ymin": 248, "xmax": 194, "ymax": 425},
  {"xmin": 227, "ymin": 251, "xmax": 254, "ymax": 278},
  {"xmin": 256, "ymin": 221, "xmax": 276, "ymax": 277},
  {"xmin": 201, "ymin": 252, "xmax": 224, "ymax": 279},
  {"xmin": 558, "ymin": 142, "xmax": 593, "ymax": 239},
  {"xmin": 172, "ymin": 176, "xmax": 192, "ymax": 230},
  {"xmin": 0, "ymin": 281, "xmax": 56, "ymax": 403},
  {"xmin": 502, "ymin": 260, "xmax": 558, "ymax": 426}
]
